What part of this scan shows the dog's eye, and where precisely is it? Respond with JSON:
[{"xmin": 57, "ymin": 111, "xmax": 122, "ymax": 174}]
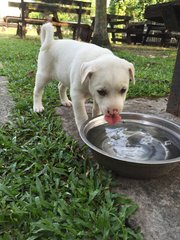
[
  {"xmin": 97, "ymin": 89, "xmax": 107, "ymax": 96},
  {"xmin": 120, "ymin": 88, "xmax": 127, "ymax": 94}
]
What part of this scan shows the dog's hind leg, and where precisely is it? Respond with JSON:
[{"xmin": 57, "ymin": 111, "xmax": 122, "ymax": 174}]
[
  {"xmin": 33, "ymin": 73, "xmax": 49, "ymax": 112},
  {"xmin": 92, "ymin": 100, "xmax": 101, "ymax": 117},
  {"xmin": 58, "ymin": 82, "xmax": 72, "ymax": 107}
]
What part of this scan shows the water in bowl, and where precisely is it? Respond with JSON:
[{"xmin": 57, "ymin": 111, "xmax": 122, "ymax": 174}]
[{"xmin": 87, "ymin": 122, "xmax": 180, "ymax": 161}]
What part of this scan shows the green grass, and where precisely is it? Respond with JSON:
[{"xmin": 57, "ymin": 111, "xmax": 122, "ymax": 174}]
[
  {"xmin": 0, "ymin": 36, "xmax": 141, "ymax": 239},
  {"xmin": 0, "ymin": 32, "xmax": 176, "ymax": 239},
  {"xmin": 114, "ymin": 45, "xmax": 176, "ymax": 98}
]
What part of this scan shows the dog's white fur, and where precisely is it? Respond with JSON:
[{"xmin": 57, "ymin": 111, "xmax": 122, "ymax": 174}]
[{"xmin": 33, "ymin": 23, "xmax": 135, "ymax": 131}]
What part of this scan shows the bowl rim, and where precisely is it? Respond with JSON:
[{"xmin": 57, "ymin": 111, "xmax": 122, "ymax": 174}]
[{"xmin": 80, "ymin": 112, "xmax": 180, "ymax": 165}]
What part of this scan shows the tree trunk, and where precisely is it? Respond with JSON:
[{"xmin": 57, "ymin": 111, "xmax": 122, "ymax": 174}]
[{"xmin": 91, "ymin": 0, "xmax": 111, "ymax": 48}]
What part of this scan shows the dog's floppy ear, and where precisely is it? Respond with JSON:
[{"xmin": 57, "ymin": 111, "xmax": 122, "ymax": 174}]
[
  {"xmin": 81, "ymin": 62, "xmax": 97, "ymax": 84},
  {"xmin": 129, "ymin": 63, "xmax": 135, "ymax": 84}
]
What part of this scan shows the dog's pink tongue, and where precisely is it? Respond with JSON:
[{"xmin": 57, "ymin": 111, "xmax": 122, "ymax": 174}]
[{"xmin": 104, "ymin": 113, "xmax": 121, "ymax": 125}]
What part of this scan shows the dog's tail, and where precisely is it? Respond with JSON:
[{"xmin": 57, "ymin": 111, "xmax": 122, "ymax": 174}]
[{"xmin": 40, "ymin": 22, "xmax": 54, "ymax": 51}]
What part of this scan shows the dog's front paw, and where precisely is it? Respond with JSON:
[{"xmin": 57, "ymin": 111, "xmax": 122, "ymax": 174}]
[
  {"xmin": 61, "ymin": 100, "xmax": 72, "ymax": 107},
  {"xmin": 33, "ymin": 105, "xmax": 44, "ymax": 113}
]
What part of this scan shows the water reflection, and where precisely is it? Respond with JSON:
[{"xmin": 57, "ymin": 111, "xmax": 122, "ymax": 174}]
[{"xmin": 87, "ymin": 123, "xmax": 180, "ymax": 161}]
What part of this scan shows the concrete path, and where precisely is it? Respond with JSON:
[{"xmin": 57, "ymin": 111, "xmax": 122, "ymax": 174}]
[{"xmin": 0, "ymin": 76, "xmax": 13, "ymax": 123}]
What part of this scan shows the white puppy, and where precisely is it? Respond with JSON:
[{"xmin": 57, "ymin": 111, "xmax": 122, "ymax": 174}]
[{"xmin": 33, "ymin": 23, "xmax": 135, "ymax": 131}]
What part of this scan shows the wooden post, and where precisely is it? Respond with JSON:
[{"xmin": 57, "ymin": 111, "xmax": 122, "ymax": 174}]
[
  {"xmin": 20, "ymin": 0, "xmax": 26, "ymax": 38},
  {"xmin": 53, "ymin": 12, "xmax": 63, "ymax": 39},
  {"xmin": 166, "ymin": 41, "xmax": 180, "ymax": 116},
  {"xmin": 76, "ymin": 2, "xmax": 82, "ymax": 39}
]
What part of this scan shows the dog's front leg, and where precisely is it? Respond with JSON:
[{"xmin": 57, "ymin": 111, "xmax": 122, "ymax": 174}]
[
  {"xmin": 71, "ymin": 92, "xmax": 88, "ymax": 131},
  {"xmin": 92, "ymin": 100, "xmax": 101, "ymax": 117}
]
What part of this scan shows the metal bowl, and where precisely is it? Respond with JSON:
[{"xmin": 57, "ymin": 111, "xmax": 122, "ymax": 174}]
[{"xmin": 80, "ymin": 112, "xmax": 180, "ymax": 179}]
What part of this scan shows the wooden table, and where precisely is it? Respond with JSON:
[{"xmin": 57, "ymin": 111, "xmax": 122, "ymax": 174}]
[
  {"xmin": 145, "ymin": 0, "xmax": 180, "ymax": 117},
  {"xmin": 7, "ymin": 0, "xmax": 92, "ymax": 40},
  {"xmin": 91, "ymin": 14, "xmax": 131, "ymax": 44}
]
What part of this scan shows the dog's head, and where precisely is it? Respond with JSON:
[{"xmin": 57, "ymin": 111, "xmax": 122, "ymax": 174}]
[{"xmin": 81, "ymin": 55, "xmax": 135, "ymax": 124}]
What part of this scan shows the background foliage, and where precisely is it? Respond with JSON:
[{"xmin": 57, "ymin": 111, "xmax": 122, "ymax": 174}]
[
  {"xmin": 108, "ymin": 0, "xmax": 174, "ymax": 20},
  {"xmin": 33, "ymin": 1, "xmax": 175, "ymax": 24},
  {"xmin": 35, "ymin": 0, "xmax": 174, "ymax": 21}
]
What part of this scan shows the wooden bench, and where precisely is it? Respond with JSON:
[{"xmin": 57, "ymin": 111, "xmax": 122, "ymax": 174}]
[
  {"xmin": 126, "ymin": 22, "xmax": 169, "ymax": 46},
  {"xmin": 142, "ymin": 22, "xmax": 172, "ymax": 46},
  {"xmin": 126, "ymin": 21, "xmax": 179, "ymax": 47},
  {"xmin": 91, "ymin": 14, "xmax": 131, "ymax": 43},
  {"xmin": 107, "ymin": 14, "xmax": 132, "ymax": 43},
  {"xmin": 5, "ymin": 0, "xmax": 92, "ymax": 41},
  {"xmin": 126, "ymin": 22, "xmax": 145, "ymax": 44}
]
